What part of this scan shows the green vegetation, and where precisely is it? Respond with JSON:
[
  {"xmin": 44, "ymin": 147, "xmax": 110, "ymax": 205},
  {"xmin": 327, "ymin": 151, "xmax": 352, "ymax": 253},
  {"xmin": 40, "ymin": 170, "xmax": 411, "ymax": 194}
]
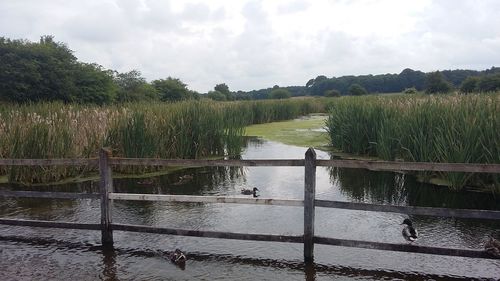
[
  {"xmin": 269, "ymin": 88, "xmax": 291, "ymax": 99},
  {"xmin": 425, "ymin": 71, "xmax": 453, "ymax": 94},
  {"xmin": 325, "ymin": 93, "xmax": 500, "ymax": 191},
  {"xmin": 245, "ymin": 115, "xmax": 329, "ymax": 147},
  {"xmin": 0, "ymin": 98, "xmax": 329, "ymax": 184},
  {"xmin": 348, "ymin": 84, "xmax": 368, "ymax": 96}
]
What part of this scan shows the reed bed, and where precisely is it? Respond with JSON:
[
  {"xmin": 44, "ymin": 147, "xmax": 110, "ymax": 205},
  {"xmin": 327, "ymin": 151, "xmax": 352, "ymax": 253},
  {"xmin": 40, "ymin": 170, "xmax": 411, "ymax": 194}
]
[
  {"xmin": 326, "ymin": 93, "xmax": 500, "ymax": 191},
  {"xmin": 0, "ymin": 98, "xmax": 328, "ymax": 184}
]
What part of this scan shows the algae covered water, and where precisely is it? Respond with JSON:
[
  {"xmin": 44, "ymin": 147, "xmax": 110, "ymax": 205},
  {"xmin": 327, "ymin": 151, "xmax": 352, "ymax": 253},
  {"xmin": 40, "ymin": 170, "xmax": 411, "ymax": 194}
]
[{"xmin": 1, "ymin": 138, "xmax": 499, "ymax": 280}]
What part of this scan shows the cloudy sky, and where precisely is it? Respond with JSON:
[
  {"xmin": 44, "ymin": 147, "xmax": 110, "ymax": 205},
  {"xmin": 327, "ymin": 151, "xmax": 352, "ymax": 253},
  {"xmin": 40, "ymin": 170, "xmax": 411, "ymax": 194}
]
[{"xmin": 1, "ymin": 0, "xmax": 499, "ymax": 92}]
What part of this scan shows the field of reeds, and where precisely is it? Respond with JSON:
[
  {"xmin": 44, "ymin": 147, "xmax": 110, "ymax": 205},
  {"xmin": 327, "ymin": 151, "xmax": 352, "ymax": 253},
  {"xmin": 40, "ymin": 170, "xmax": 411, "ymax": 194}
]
[
  {"xmin": 325, "ymin": 93, "xmax": 500, "ymax": 191},
  {"xmin": 0, "ymin": 98, "xmax": 328, "ymax": 184}
]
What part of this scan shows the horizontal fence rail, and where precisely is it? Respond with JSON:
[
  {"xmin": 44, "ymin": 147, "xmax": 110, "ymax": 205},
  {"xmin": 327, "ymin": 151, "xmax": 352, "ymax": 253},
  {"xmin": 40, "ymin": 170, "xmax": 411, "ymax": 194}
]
[
  {"xmin": 0, "ymin": 218, "xmax": 101, "ymax": 230},
  {"xmin": 112, "ymin": 223, "xmax": 304, "ymax": 243},
  {"xmin": 315, "ymin": 200, "xmax": 500, "ymax": 220},
  {"xmin": 0, "ymin": 158, "xmax": 98, "ymax": 166},
  {"xmin": 314, "ymin": 236, "xmax": 491, "ymax": 259},
  {"xmin": 0, "ymin": 190, "xmax": 100, "ymax": 200},
  {"xmin": 1, "ymin": 147, "xmax": 500, "ymax": 265},
  {"xmin": 109, "ymin": 193, "xmax": 303, "ymax": 207}
]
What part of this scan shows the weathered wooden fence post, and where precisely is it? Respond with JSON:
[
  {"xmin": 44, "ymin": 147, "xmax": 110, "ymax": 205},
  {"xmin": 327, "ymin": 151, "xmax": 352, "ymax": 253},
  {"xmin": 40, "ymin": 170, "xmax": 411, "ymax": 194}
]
[
  {"xmin": 99, "ymin": 148, "xmax": 114, "ymax": 246},
  {"xmin": 304, "ymin": 147, "xmax": 316, "ymax": 263}
]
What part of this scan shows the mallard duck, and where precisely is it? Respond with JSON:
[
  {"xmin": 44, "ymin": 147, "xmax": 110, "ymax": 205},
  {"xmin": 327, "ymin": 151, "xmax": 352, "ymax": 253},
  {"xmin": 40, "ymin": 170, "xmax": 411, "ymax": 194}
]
[
  {"xmin": 169, "ymin": 248, "xmax": 186, "ymax": 265},
  {"xmin": 401, "ymin": 218, "xmax": 418, "ymax": 243},
  {"xmin": 241, "ymin": 187, "xmax": 259, "ymax": 197},
  {"xmin": 484, "ymin": 237, "xmax": 500, "ymax": 258}
]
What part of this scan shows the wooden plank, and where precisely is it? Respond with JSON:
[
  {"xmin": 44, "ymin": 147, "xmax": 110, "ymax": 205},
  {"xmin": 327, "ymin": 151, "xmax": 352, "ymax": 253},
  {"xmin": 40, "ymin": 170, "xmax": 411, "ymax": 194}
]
[
  {"xmin": 316, "ymin": 159, "xmax": 500, "ymax": 173},
  {"xmin": 314, "ymin": 236, "xmax": 496, "ymax": 259},
  {"xmin": 304, "ymin": 147, "xmax": 317, "ymax": 263},
  {"xmin": 112, "ymin": 223, "xmax": 303, "ymax": 243},
  {"xmin": 0, "ymin": 158, "xmax": 98, "ymax": 166},
  {"xmin": 99, "ymin": 148, "xmax": 114, "ymax": 246},
  {"xmin": 108, "ymin": 158, "xmax": 305, "ymax": 167},
  {"xmin": 315, "ymin": 200, "xmax": 500, "ymax": 220},
  {"xmin": 0, "ymin": 190, "xmax": 100, "ymax": 200},
  {"xmin": 0, "ymin": 218, "xmax": 101, "ymax": 230},
  {"xmin": 108, "ymin": 193, "xmax": 304, "ymax": 206}
]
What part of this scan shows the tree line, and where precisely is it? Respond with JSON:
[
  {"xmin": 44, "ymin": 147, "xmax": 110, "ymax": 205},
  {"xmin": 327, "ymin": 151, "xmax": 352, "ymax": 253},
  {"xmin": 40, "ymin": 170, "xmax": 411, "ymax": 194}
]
[{"xmin": 1, "ymin": 36, "xmax": 499, "ymax": 104}]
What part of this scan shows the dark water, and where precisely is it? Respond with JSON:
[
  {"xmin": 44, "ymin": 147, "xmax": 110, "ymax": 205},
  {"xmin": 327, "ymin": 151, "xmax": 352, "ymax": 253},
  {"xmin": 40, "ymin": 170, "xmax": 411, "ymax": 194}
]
[{"xmin": 1, "ymin": 138, "xmax": 500, "ymax": 280}]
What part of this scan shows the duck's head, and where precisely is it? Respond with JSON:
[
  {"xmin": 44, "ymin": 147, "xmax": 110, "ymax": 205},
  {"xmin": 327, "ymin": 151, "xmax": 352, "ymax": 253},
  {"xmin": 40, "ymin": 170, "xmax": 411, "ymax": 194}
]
[
  {"xmin": 401, "ymin": 218, "xmax": 413, "ymax": 226},
  {"xmin": 253, "ymin": 187, "xmax": 259, "ymax": 192}
]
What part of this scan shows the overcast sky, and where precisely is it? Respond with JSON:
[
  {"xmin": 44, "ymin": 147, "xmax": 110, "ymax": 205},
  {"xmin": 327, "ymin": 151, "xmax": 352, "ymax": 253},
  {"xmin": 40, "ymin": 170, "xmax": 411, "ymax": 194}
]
[{"xmin": 1, "ymin": 0, "xmax": 500, "ymax": 92}]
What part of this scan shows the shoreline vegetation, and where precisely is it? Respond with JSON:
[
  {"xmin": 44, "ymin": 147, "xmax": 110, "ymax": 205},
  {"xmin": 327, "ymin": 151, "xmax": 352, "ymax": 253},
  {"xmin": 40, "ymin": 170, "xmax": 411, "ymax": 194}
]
[{"xmin": 1, "ymin": 94, "xmax": 499, "ymax": 193}]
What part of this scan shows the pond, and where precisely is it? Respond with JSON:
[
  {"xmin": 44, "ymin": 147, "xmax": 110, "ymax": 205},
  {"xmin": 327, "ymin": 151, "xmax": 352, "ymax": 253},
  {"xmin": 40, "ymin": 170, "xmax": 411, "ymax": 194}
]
[{"xmin": 1, "ymin": 137, "xmax": 499, "ymax": 280}]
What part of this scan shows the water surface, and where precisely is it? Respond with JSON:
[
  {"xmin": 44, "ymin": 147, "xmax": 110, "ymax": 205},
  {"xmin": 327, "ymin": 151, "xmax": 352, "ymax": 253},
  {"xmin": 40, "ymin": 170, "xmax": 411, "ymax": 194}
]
[{"xmin": 1, "ymin": 138, "xmax": 499, "ymax": 280}]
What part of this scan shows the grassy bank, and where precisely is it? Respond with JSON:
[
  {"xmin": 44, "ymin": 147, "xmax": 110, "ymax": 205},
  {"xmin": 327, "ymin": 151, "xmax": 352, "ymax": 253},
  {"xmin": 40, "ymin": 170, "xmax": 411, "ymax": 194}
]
[
  {"xmin": 325, "ymin": 93, "xmax": 500, "ymax": 191},
  {"xmin": 0, "ymin": 98, "xmax": 330, "ymax": 184}
]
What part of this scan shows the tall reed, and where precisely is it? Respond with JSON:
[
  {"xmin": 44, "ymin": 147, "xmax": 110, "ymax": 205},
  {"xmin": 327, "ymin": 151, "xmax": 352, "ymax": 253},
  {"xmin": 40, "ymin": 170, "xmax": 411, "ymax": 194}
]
[{"xmin": 326, "ymin": 93, "xmax": 500, "ymax": 191}]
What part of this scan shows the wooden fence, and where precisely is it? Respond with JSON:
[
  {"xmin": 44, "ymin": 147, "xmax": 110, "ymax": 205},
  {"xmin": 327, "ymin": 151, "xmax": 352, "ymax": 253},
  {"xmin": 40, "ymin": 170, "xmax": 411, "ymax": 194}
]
[{"xmin": 1, "ymin": 148, "xmax": 500, "ymax": 263}]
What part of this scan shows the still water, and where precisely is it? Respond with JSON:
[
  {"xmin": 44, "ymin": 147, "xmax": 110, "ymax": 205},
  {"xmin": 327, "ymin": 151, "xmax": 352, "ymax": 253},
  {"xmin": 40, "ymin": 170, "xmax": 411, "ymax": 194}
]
[{"xmin": 1, "ymin": 138, "xmax": 499, "ymax": 280}]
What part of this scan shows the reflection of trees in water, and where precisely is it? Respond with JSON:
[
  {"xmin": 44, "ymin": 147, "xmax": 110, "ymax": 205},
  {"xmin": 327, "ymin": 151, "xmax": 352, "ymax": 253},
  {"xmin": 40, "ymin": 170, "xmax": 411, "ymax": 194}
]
[
  {"xmin": 329, "ymin": 167, "xmax": 500, "ymax": 210},
  {"xmin": 330, "ymin": 167, "xmax": 408, "ymax": 205},
  {"xmin": 112, "ymin": 164, "xmax": 247, "ymax": 224}
]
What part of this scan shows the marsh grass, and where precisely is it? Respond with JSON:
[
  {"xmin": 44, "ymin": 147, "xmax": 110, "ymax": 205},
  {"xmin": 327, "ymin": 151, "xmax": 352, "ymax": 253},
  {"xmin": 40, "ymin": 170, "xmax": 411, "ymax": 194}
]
[
  {"xmin": 0, "ymin": 98, "xmax": 328, "ymax": 184},
  {"xmin": 326, "ymin": 93, "xmax": 500, "ymax": 191}
]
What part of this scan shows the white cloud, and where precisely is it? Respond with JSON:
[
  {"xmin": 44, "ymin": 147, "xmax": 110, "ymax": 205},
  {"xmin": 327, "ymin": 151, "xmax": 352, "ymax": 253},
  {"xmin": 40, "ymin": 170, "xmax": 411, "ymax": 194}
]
[{"xmin": 1, "ymin": 0, "xmax": 499, "ymax": 92}]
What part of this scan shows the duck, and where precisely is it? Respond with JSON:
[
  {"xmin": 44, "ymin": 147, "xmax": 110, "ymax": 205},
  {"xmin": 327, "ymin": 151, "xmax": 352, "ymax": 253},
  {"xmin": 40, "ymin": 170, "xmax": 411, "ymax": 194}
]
[
  {"xmin": 169, "ymin": 248, "xmax": 187, "ymax": 265},
  {"xmin": 241, "ymin": 187, "xmax": 259, "ymax": 197},
  {"xmin": 484, "ymin": 236, "xmax": 500, "ymax": 258},
  {"xmin": 173, "ymin": 174, "xmax": 194, "ymax": 185},
  {"xmin": 401, "ymin": 218, "xmax": 418, "ymax": 243}
]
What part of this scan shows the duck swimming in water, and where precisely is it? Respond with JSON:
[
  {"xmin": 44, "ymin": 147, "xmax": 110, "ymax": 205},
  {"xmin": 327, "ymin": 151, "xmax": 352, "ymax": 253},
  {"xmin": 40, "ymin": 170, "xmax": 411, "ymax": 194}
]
[
  {"xmin": 241, "ymin": 187, "xmax": 259, "ymax": 197},
  {"xmin": 169, "ymin": 249, "xmax": 186, "ymax": 266},
  {"xmin": 401, "ymin": 218, "xmax": 418, "ymax": 243},
  {"xmin": 484, "ymin": 236, "xmax": 500, "ymax": 258}
]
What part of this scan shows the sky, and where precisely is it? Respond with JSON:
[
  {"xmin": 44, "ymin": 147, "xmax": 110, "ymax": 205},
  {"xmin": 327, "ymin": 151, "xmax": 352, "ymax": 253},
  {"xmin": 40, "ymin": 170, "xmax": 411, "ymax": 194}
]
[{"xmin": 1, "ymin": 0, "xmax": 500, "ymax": 93}]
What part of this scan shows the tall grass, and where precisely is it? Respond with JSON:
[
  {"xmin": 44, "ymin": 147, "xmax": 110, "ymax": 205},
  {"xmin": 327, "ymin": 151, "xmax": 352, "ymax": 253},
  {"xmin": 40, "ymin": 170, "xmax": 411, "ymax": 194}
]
[
  {"xmin": 0, "ymin": 98, "xmax": 328, "ymax": 184},
  {"xmin": 326, "ymin": 94, "xmax": 500, "ymax": 191}
]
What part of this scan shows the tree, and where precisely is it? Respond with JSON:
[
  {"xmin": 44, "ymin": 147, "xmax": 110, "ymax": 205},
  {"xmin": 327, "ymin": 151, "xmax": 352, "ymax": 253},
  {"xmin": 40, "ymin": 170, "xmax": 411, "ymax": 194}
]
[
  {"xmin": 459, "ymin": 76, "xmax": 479, "ymax": 93},
  {"xmin": 324, "ymin": 89, "xmax": 341, "ymax": 97},
  {"xmin": 115, "ymin": 70, "xmax": 158, "ymax": 102},
  {"xmin": 0, "ymin": 36, "xmax": 77, "ymax": 103},
  {"xmin": 73, "ymin": 63, "xmax": 116, "ymax": 104},
  {"xmin": 152, "ymin": 77, "xmax": 190, "ymax": 102},
  {"xmin": 403, "ymin": 87, "xmax": 418, "ymax": 94},
  {"xmin": 425, "ymin": 71, "xmax": 453, "ymax": 94},
  {"xmin": 269, "ymin": 88, "xmax": 291, "ymax": 99},
  {"xmin": 348, "ymin": 84, "xmax": 368, "ymax": 96},
  {"xmin": 476, "ymin": 74, "xmax": 500, "ymax": 92},
  {"xmin": 214, "ymin": 83, "xmax": 233, "ymax": 100},
  {"xmin": 207, "ymin": 90, "xmax": 226, "ymax": 101}
]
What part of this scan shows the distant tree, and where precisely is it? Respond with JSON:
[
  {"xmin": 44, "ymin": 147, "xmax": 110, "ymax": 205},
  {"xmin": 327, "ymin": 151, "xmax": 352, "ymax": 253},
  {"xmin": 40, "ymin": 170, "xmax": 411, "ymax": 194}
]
[
  {"xmin": 324, "ymin": 89, "xmax": 341, "ymax": 97},
  {"xmin": 425, "ymin": 71, "xmax": 453, "ymax": 94},
  {"xmin": 460, "ymin": 76, "xmax": 479, "ymax": 93},
  {"xmin": 207, "ymin": 90, "xmax": 226, "ymax": 101},
  {"xmin": 476, "ymin": 74, "xmax": 500, "ymax": 92},
  {"xmin": 152, "ymin": 77, "xmax": 190, "ymax": 102},
  {"xmin": 348, "ymin": 84, "xmax": 368, "ymax": 96},
  {"xmin": 269, "ymin": 88, "xmax": 291, "ymax": 99},
  {"xmin": 214, "ymin": 83, "xmax": 233, "ymax": 100},
  {"xmin": 115, "ymin": 70, "xmax": 158, "ymax": 102},
  {"xmin": 403, "ymin": 87, "xmax": 418, "ymax": 94},
  {"xmin": 73, "ymin": 63, "xmax": 116, "ymax": 104}
]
